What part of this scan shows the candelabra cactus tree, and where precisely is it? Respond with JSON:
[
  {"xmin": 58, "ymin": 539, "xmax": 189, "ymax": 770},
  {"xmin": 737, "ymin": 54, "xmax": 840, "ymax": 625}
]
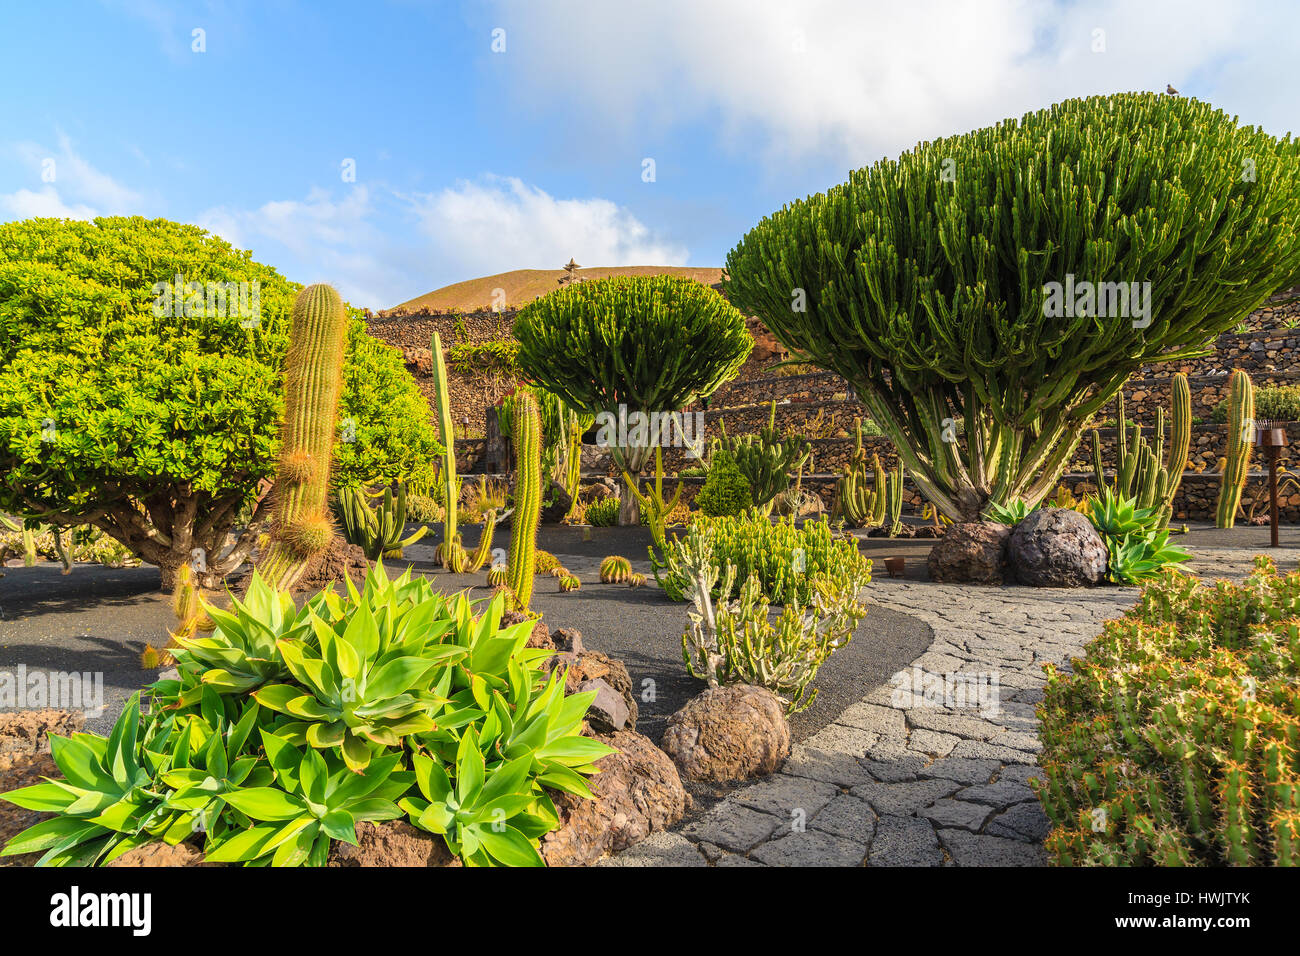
[
  {"xmin": 255, "ymin": 284, "xmax": 348, "ymax": 592},
  {"xmin": 1216, "ymin": 369, "xmax": 1256, "ymax": 528},
  {"xmin": 507, "ymin": 390, "xmax": 542, "ymax": 610},
  {"xmin": 514, "ymin": 274, "xmax": 752, "ymax": 525},
  {"xmin": 723, "ymin": 92, "xmax": 1300, "ymax": 522}
]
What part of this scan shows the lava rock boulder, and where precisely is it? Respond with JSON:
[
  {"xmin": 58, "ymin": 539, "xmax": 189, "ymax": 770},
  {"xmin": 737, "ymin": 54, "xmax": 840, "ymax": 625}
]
[
  {"xmin": 1006, "ymin": 507, "xmax": 1108, "ymax": 587},
  {"xmin": 660, "ymin": 684, "xmax": 790, "ymax": 784},
  {"xmin": 926, "ymin": 520, "xmax": 1011, "ymax": 584}
]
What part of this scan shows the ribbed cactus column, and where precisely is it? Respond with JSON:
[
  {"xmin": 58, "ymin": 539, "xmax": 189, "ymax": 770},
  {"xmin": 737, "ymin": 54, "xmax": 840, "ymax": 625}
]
[
  {"xmin": 430, "ymin": 331, "xmax": 460, "ymax": 568},
  {"xmin": 1161, "ymin": 372, "xmax": 1192, "ymax": 527},
  {"xmin": 1215, "ymin": 369, "xmax": 1255, "ymax": 529},
  {"xmin": 507, "ymin": 390, "xmax": 541, "ymax": 610},
  {"xmin": 255, "ymin": 284, "xmax": 348, "ymax": 592}
]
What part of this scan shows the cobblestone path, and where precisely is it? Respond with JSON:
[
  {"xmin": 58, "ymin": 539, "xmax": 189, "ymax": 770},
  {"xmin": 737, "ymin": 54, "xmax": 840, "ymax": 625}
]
[{"xmin": 601, "ymin": 548, "xmax": 1268, "ymax": 866}]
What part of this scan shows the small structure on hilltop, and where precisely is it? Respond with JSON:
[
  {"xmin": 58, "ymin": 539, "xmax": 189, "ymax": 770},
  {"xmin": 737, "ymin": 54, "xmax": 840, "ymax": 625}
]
[{"xmin": 558, "ymin": 258, "xmax": 586, "ymax": 287}]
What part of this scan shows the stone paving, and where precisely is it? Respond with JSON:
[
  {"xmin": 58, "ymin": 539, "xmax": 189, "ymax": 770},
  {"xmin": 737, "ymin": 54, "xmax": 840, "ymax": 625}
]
[{"xmin": 601, "ymin": 545, "xmax": 1271, "ymax": 867}]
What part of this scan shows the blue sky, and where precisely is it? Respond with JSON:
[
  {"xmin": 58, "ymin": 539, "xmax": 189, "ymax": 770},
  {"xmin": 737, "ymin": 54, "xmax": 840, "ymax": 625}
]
[{"xmin": 1, "ymin": 0, "xmax": 1297, "ymax": 310}]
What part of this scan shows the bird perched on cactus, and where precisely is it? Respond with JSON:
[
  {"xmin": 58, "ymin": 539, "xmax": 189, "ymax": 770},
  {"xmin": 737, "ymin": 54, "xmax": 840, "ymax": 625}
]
[
  {"xmin": 558, "ymin": 573, "xmax": 581, "ymax": 592},
  {"xmin": 254, "ymin": 284, "xmax": 348, "ymax": 593},
  {"xmin": 600, "ymin": 555, "xmax": 633, "ymax": 583}
]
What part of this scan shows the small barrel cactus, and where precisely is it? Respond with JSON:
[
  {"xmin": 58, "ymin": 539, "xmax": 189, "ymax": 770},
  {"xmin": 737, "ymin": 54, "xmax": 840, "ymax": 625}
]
[
  {"xmin": 549, "ymin": 566, "xmax": 570, "ymax": 578},
  {"xmin": 558, "ymin": 573, "xmax": 582, "ymax": 592},
  {"xmin": 486, "ymin": 564, "xmax": 509, "ymax": 587},
  {"xmin": 600, "ymin": 555, "xmax": 633, "ymax": 583},
  {"xmin": 628, "ymin": 572, "xmax": 647, "ymax": 588}
]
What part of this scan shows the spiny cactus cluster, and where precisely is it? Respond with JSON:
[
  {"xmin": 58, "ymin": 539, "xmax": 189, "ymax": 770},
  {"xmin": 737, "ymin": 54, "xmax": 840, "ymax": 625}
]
[
  {"xmin": 558, "ymin": 573, "xmax": 581, "ymax": 592},
  {"xmin": 255, "ymin": 284, "xmax": 348, "ymax": 592},
  {"xmin": 658, "ymin": 511, "xmax": 870, "ymax": 606},
  {"xmin": 1216, "ymin": 369, "xmax": 1255, "ymax": 529},
  {"xmin": 1091, "ymin": 375, "xmax": 1191, "ymax": 529},
  {"xmin": 1034, "ymin": 556, "xmax": 1300, "ymax": 865},
  {"xmin": 337, "ymin": 483, "xmax": 428, "ymax": 560},
  {"xmin": 507, "ymin": 390, "xmax": 542, "ymax": 610},
  {"xmin": 716, "ymin": 400, "xmax": 810, "ymax": 514},
  {"xmin": 676, "ymin": 521, "xmax": 870, "ymax": 713},
  {"xmin": 831, "ymin": 419, "xmax": 904, "ymax": 534},
  {"xmin": 599, "ymin": 555, "xmax": 633, "ymax": 583}
]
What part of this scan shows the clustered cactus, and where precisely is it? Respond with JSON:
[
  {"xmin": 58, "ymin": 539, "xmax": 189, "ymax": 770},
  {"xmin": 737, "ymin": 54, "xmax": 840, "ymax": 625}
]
[
  {"xmin": 336, "ymin": 483, "xmax": 429, "ymax": 560},
  {"xmin": 676, "ymin": 521, "xmax": 870, "ymax": 713},
  {"xmin": 1215, "ymin": 369, "xmax": 1255, "ymax": 529},
  {"xmin": 558, "ymin": 573, "xmax": 581, "ymax": 592},
  {"xmin": 620, "ymin": 445, "xmax": 683, "ymax": 553},
  {"xmin": 255, "ymin": 284, "xmax": 348, "ymax": 593},
  {"xmin": 507, "ymin": 389, "xmax": 542, "ymax": 610},
  {"xmin": 1035, "ymin": 557, "xmax": 1300, "ymax": 865},
  {"xmin": 715, "ymin": 400, "xmax": 810, "ymax": 515},
  {"xmin": 831, "ymin": 419, "xmax": 905, "ymax": 534},
  {"xmin": 599, "ymin": 555, "xmax": 633, "ymax": 583},
  {"xmin": 658, "ymin": 511, "xmax": 870, "ymax": 607},
  {"xmin": 1091, "ymin": 374, "xmax": 1191, "ymax": 529}
]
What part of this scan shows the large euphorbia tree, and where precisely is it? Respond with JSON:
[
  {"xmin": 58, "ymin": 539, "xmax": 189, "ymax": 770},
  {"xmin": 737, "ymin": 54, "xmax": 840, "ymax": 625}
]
[
  {"xmin": 514, "ymin": 274, "xmax": 751, "ymax": 524},
  {"xmin": 0, "ymin": 216, "xmax": 439, "ymax": 587},
  {"xmin": 724, "ymin": 92, "xmax": 1300, "ymax": 521}
]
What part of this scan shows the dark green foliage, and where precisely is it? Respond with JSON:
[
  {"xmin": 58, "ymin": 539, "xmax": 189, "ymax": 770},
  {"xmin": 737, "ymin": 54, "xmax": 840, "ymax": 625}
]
[
  {"xmin": 724, "ymin": 93, "xmax": 1300, "ymax": 522},
  {"xmin": 695, "ymin": 448, "xmax": 753, "ymax": 517},
  {"xmin": 716, "ymin": 401, "xmax": 810, "ymax": 513}
]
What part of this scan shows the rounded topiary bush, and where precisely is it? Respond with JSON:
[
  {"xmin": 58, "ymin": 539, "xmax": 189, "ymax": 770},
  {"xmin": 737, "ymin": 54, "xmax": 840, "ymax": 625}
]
[{"xmin": 1035, "ymin": 557, "xmax": 1300, "ymax": 865}]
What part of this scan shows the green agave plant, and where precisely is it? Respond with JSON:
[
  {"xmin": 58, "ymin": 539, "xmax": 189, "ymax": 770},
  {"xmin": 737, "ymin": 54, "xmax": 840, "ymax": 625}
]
[
  {"xmin": 984, "ymin": 498, "xmax": 1036, "ymax": 525},
  {"xmin": 205, "ymin": 737, "xmax": 409, "ymax": 867},
  {"xmin": 0, "ymin": 694, "xmax": 176, "ymax": 866},
  {"xmin": 1, "ymin": 563, "xmax": 613, "ymax": 867}
]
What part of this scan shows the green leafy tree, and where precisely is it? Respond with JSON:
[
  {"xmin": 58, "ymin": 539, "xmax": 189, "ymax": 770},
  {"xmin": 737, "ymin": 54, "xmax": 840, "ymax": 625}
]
[
  {"xmin": 724, "ymin": 92, "xmax": 1300, "ymax": 521},
  {"xmin": 0, "ymin": 216, "xmax": 439, "ymax": 587},
  {"xmin": 514, "ymin": 274, "xmax": 751, "ymax": 524}
]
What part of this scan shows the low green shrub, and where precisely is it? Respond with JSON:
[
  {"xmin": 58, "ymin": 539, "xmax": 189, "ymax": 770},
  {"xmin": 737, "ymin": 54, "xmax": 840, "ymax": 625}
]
[
  {"xmin": 1211, "ymin": 384, "xmax": 1300, "ymax": 424},
  {"xmin": 405, "ymin": 493, "xmax": 443, "ymax": 524},
  {"xmin": 694, "ymin": 448, "xmax": 752, "ymax": 517},
  {"xmin": 658, "ymin": 512, "xmax": 870, "ymax": 606},
  {"xmin": 1035, "ymin": 556, "xmax": 1300, "ymax": 865},
  {"xmin": 584, "ymin": 497, "xmax": 619, "ymax": 527},
  {"xmin": 0, "ymin": 565, "xmax": 611, "ymax": 867},
  {"xmin": 674, "ymin": 520, "xmax": 870, "ymax": 712}
]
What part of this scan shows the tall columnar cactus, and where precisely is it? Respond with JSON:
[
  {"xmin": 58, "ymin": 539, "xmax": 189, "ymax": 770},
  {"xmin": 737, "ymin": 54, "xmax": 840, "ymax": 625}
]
[
  {"xmin": 430, "ymin": 331, "xmax": 460, "ymax": 567},
  {"xmin": 886, "ymin": 464, "xmax": 903, "ymax": 536},
  {"xmin": 622, "ymin": 445, "xmax": 683, "ymax": 554},
  {"xmin": 1215, "ymin": 369, "xmax": 1255, "ymax": 529},
  {"xmin": 832, "ymin": 418, "xmax": 887, "ymax": 528},
  {"xmin": 717, "ymin": 401, "xmax": 811, "ymax": 515},
  {"xmin": 464, "ymin": 509, "xmax": 498, "ymax": 572},
  {"xmin": 507, "ymin": 390, "xmax": 542, "ymax": 610},
  {"xmin": 255, "ymin": 284, "xmax": 348, "ymax": 593}
]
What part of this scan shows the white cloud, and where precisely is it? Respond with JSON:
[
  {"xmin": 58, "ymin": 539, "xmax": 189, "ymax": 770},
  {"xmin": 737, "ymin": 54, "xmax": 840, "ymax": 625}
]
[
  {"xmin": 409, "ymin": 175, "xmax": 688, "ymax": 276},
  {"xmin": 485, "ymin": 0, "xmax": 1298, "ymax": 168},
  {"xmin": 1, "ymin": 133, "xmax": 143, "ymax": 222},
  {"xmin": 198, "ymin": 177, "xmax": 689, "ymax": 310}
]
